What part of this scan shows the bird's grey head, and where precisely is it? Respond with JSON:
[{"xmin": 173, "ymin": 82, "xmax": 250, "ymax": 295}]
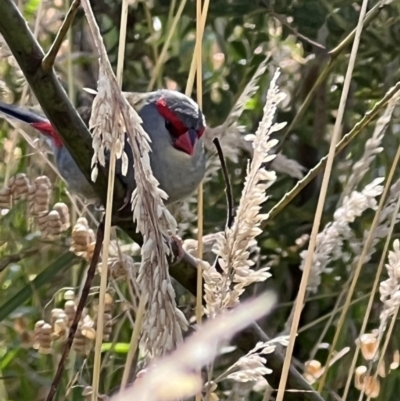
[{"xmin": 139, "ymin": 89, "xmax": 206, "ymax": 157}]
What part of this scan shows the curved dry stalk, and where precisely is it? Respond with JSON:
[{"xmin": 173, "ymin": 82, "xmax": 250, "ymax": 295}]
[{"xmin": 276, "ymin": 1, "xmax": 370, "ymax": 399}]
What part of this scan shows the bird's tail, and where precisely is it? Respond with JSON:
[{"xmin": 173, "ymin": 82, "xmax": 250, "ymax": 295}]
[
  {"xmin": 0, "ymin": 101, "xmax": 61, "ymax": 146},
  {"xmin": 0, "ymin": 101, "xmax": 48, "ymax": 125}
]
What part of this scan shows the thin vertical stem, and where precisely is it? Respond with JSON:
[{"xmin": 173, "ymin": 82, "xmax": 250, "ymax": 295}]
[
  {"xmin": 91, "ymin": 0, "xmax": 129, "ymax": 399},
  {"xmin": 276, "ymin": 1, "xmax": 370, "ymax": 399}
]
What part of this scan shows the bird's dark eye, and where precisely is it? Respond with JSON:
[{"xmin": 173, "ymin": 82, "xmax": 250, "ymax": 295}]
[{"xmin": 165, "ymin": 119, "xmax": 180, "ymax": 137}]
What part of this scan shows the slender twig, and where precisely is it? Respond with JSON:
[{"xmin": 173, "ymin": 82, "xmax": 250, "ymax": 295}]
[
  {"xmin": 271, "ymin": 11, "xmax": 326, "ymax": 51},
  {"xmin": 328, "ymin": 1, "xmax": 386, "ymax": 59},
  {"xmin": 298, "ymin": 293, "xmax": 371, "ymax": 334},
  {"xmin": 213, "ymin": 138, "xmax": 234, "ymax": 229},
  {"xmin": 42, "ymin": 0, "xmax": 81, "ymax": 71},
  {"xmin": 45, "ymin": 220, "xmax": 105, "ymax": 401},
  {"xmin": 0, "ymin": 248, "xmax": 39, "ymax": 272},
  {"xmin": 276, "ymin": 1, "xmax": 370, "ymax": 399}
]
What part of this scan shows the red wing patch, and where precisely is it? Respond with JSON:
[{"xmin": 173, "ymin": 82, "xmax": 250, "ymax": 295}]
[{"xmin": 31, "ymin": 121, "xmax": 63, "ymax": 148}]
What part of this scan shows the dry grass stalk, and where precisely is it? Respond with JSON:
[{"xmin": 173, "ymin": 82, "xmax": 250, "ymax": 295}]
[
  {"xmin": 283, "ymin": 0, "xmax": 370, "ymax": 395},
  {"xmin": 336, "ymin": 91, "xmax": 400, "ymax": 397},
  {"xmin": 207, "ymin": 69, "xmax": 284, "ymax": 317},
  {"xmin": 193, "ymin": 6, "xmax": 206, "ymax": 400},
  {"xmin": 341, "ymin": 178, "xmax": 400, "ymax": 398}
]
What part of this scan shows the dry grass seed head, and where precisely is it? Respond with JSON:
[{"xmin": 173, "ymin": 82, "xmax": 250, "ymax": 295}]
[
  {"xmin": 81, "ymin": 0, "xmax": 185, "ymax": 357},
  {"xmin": 208, "ymin": 69, "xmax": 284, "ymax": 316},
  {"xmin": 379, "ymin": 239, "xmax": 400, "ymax": 333},
  {"xmin": 300, "ymin": 177, "xmax": 385, "ymax": 292}
]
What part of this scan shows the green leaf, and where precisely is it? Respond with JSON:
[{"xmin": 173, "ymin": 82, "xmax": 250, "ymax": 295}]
[
  {"xmin": 0, "ymin": 252, "xmax": 78, "ymax": 322},
  {"xmin": 101, "ymin": 343, "xmax": 130, "ymax": 353},
  {"xmin": 24, "ymin": 0, "xmax": 41, "ymax": 15},
  {"xmin": 0, "ymin": 347, "xmax": 18, "ymax": 370}
]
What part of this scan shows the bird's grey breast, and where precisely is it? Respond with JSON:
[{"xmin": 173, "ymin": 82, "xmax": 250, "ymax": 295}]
[{"xmin": 54, "ymin": 146, "xmax": 97, "ymax": 201}]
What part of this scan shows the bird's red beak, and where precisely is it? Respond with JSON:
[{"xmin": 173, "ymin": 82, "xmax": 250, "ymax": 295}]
[{"xmin": 174, "ymin": 128, "xmax": 198, "ymax": 156}]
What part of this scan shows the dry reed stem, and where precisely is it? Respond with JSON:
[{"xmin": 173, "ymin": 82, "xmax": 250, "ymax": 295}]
[
  {"xmin": 308, "ymin": 281, "xmax": 349, "ymax": 360},
  {"xmin": 194, "ymin": 0, "xmax": 205, "ymax": 339},
  {"xmin": 319, "ymin": 141, "xmax": 400, "ymax": 394},
  {"xmin": 358, "ymin": 235, "xmax": 400, "ymax": 400},
  {"xmin": 66, "ymin": 0, "xmax": 79, "ymax": 335},
  {"xmin": 186, "ymin": 0, "xmax": 210, "ymax": 96},
  {"xmin": 193, "ymin": 1, "xmax": 207, "ymax": 399},
  {"xmin": 113, "ymin": 1, "xmax": 130, "ymax": 390},
  {"xmin": 341, "ymin": 94, "xmax": 400, "ymax": 400},
  {"xmin": 147, "ymin": 0, "xmax": 188, "ymax": 91},
  {"xmin": 66, "ymin": 0, "xmax": 75, "ymax": 105},
  {"xmin": 82, "ymin": 0, "xmax": 129, "ymax": 398},
  {"xmin": 276, "ymin": 1, "xmax": 370, "ymax": 399},
  {"xmin": 316, "ymin": 0, "xmax": 372, "ymax": 392}
]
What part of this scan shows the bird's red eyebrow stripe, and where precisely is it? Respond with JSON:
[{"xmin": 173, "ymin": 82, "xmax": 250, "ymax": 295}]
[{"xmin": 155, "ymin": 97, "xmax": 187, "ymax": 137}]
